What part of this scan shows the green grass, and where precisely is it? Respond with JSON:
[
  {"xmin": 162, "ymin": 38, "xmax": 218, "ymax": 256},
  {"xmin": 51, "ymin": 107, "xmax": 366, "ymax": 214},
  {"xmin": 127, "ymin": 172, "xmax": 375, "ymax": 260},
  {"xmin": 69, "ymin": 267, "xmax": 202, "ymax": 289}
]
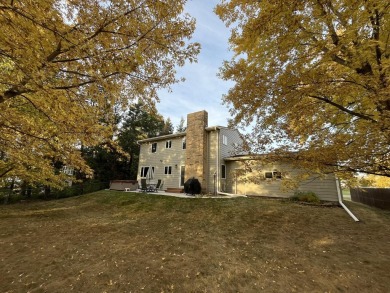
[{"xmin": 1, "ymin": 190, "xmax": 390, "ymax": 292}]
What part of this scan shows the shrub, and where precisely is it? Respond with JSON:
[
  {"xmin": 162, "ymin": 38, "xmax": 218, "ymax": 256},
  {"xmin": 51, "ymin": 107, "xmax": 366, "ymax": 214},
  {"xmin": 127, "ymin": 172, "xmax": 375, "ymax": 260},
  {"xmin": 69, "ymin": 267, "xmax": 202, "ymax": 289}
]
[{"xmin": 290, "ymin": 191, "xmax": 320, "ymax": 203}]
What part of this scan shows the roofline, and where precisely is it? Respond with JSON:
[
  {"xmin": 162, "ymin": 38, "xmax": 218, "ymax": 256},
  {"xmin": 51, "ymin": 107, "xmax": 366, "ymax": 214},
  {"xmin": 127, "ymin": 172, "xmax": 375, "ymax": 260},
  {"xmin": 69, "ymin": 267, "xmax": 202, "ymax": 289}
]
[
  {"xmin": 205, "ymin": 125, "xmax": 229, "ymax": 131},
  {"xmin": 137, "ymin": 132, "xmax": 186, "ymax": 144},
  {"xmin": 224, "ymin": 154, "xmax": 266, "ymax": 161},
  {"xmin": 224, "ymin": 152, "xmax": 300, "ymax": 161},
  {"xmin": 137, "ymin": 125, "xmax": 234, "ymax": 144}
]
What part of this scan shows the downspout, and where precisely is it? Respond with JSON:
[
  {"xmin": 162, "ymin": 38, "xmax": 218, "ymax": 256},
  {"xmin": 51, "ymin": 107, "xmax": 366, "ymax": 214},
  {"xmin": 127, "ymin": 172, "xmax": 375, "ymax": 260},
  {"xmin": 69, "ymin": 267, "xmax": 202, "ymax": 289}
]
[{"xmin": 336, "ymin": 177, "xmax": 359, "ymax": 222}]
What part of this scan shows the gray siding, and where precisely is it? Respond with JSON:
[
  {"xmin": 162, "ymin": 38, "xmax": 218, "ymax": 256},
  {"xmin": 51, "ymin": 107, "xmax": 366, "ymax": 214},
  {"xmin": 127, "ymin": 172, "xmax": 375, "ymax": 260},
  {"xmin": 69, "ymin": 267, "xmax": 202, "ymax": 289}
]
[
  {"xmin": 220, "ymin": 128, "xmax": 243, "ymax": 158},
  {"xmin": 205, "ymin": 128, "xmax": 243, "ymax": 193},
  {"xmin": 219, "ymin": 128, "xmax": 243, "ymax": 193}
]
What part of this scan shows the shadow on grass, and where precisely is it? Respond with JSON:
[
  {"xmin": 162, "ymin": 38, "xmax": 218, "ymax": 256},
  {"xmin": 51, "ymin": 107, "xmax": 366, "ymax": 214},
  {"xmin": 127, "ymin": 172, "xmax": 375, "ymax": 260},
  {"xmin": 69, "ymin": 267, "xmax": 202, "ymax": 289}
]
[{"xmin": 0, "ymin": 190, "xmax": 389, "ymax": 292}]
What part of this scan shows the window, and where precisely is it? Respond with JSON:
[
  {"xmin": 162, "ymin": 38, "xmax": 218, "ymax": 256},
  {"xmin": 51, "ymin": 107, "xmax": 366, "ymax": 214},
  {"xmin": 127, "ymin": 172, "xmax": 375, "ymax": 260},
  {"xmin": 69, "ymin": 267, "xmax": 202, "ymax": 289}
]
[
  {"xmin": 62, "ymin": 166, "xmax": 74, "ymax": 176},
  {"xmin": 221, "ymin": 164, "xmax": 226, "ymax": 179},
  {"xmin": 165, "ymin": 140, "xmax": 172, "ymax": 149},
  {"xmin": 273, "ymin": 171, "xmax": 282, "ymax": 179},
  {"xmin": 182, "ymin": 138, "xmax": 186, "ymax": 149},
  {"xmin": 264, "ymin": 171, "xmax": 282, "ymax": 180},
  {"xmin": 140, "ymin": 166, "xmax": 155, "ymax": 178},
  {"xmin": 151, "ymin": 142, "xmax": 157, "ymax": 153},
  {"xmin": 164, "ymin": 166, "xmax": 172, "ymax": 175},
  {"xmin": 140, "ymin": 166, "xmax": 148, "ymax": 177},
  {"xmin": 222, "ymin": 135, "xmax": 227, "ymax": 145}
]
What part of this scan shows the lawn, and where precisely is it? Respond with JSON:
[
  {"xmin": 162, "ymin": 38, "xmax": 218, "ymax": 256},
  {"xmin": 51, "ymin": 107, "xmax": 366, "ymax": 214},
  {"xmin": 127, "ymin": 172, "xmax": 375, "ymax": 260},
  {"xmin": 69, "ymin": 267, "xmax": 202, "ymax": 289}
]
[{"xmin": 1, "ymin": 191, "xmax": 390, "ymax": 292}]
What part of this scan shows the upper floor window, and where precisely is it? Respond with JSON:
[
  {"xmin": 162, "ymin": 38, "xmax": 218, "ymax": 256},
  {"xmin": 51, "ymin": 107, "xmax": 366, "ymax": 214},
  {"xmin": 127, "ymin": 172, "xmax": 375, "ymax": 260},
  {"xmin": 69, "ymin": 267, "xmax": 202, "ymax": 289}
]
[
  {"xmin": 222, "ymin": 135, "xmax": 227, "ymax": 145},
  {"xmin": 165, "ymin": 140, "xmax": 172, "ymax": 149},
  {"xmin": 151, "ymin": 142, "xmax": 157, "ymax": 153},
  {"xmin": 182, "ymin": 138, "xmax": 186, "ymax": 149},
  {"xmin": 62, "ymin": 166, "xmax": 74, "ymax": 176}
]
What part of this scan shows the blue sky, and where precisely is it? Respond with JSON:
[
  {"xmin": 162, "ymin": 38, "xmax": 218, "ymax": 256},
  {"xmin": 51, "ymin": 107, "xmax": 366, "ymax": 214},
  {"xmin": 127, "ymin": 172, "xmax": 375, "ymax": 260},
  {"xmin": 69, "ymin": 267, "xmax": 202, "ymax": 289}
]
[{"xmin": 156, "ymin": 0, "xmax": 234, "ymax": 128}]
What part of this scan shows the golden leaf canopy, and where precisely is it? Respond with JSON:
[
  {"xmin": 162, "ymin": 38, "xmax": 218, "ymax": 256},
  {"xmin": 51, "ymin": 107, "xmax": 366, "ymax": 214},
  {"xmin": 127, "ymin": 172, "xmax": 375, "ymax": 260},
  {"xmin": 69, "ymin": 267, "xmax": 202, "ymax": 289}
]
[
  {"xmin": 216, "ymin": 0, "xmax": 390, "ymax": 179},
  {"xmin": 0, "ymin": 0, "xmax": 200, "ymax": 187}
]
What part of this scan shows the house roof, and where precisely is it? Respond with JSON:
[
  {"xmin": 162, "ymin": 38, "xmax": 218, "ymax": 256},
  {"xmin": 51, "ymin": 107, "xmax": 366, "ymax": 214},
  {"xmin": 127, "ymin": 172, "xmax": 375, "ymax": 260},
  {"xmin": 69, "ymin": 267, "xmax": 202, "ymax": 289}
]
[
  {"xmin": 224, "ymin": 152, "xmax": 301, "ymax": 161},
  {"xmin": 223, "ymin": 154, "xmax": 265, "ymax": 161},
  {"xmin": 137, "ymin": 125, "xmax": 229, "ymax": 144},
  {"xmin": 137, "ymin": 132, "xmax": 186, "ymax": 144}
]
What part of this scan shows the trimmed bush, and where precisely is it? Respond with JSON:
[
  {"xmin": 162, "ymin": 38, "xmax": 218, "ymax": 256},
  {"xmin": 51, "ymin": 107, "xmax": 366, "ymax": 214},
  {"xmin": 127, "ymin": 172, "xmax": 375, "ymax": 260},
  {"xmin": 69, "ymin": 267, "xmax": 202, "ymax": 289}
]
[{"xmin": 290, "ymin": 191, "xmax": 320, "ymax": 203}]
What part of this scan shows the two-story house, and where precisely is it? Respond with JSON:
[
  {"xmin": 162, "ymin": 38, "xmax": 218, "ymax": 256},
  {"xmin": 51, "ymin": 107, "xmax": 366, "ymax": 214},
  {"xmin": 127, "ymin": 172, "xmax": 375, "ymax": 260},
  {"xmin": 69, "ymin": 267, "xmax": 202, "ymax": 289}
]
[
  {"xmin": 137, "ymin": 110, "xmax": 339, "ymax": 201},
  {"xmin": 137, "ymin": 110, "xmax": 242, "ymax": 194}
]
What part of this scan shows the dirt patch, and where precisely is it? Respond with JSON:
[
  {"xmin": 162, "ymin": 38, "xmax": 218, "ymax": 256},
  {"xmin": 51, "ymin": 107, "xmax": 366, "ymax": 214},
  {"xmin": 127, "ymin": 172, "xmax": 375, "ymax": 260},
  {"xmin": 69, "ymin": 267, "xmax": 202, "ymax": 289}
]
[{"xmin": 1, "ymin": 191, "xmax": 390, "ymax": 292}]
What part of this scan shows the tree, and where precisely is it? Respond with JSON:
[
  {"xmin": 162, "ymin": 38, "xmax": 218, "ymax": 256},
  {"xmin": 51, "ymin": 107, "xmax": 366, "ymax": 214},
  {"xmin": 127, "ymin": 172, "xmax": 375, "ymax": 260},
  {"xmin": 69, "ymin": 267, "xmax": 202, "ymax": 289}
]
[
  {"xmin": 176, "ymin": 116, "xmax": 187, "ymax": 133},
  {"xmin": 161, "ymin": 117, "xmax": 174, "ymax": 135},
  {"xmin": 216, "ymin": 0, "xmax": 390, "ymax": 179},
  {"xmin": 358, "ymin": 174, "xmax": 390, "ymax": 187},
  {"xmin": 82, "ymin": 144, "xmax": 128, "ymax": 183},
  {"xmin": 117, "ymin": 103, "xmax": 165, "ymax": 179},
  {"xmin": 0, "ymin": 0, "xmax": 199, "ymax": 188}
]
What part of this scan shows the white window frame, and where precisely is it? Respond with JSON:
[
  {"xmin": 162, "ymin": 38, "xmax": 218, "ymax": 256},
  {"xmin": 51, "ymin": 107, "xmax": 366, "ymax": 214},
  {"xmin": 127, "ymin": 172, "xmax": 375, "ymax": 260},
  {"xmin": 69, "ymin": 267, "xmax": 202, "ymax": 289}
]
[
  {"xmin": 222, "ymin": 135, "xmax": 228, "ymax": 146},
  {"xmin": 140, "ymin": 166, "xmax": 155, "ymax": 178},
  {"xmin": 221, "ymin": 164, "xmax": 226, "ymax": 179},
  {"xmin": 165, "ymin": 140, "xmax": 172, "ymax": 149},
  {"xmin": 164, "ymin": 166, "xmax": 172, "ymax": 175},
  {"xmin": 182, "ymin": 138, "xmax": 186, "ymax": 149},
  {"xmin": 151, "ymin": 142, "xmax": 157, "ymax": 153},
  {"xmin": 62, "ymin": 166, "xmax": 74, "ymax": 176},
  {"xmin": 264, "ymin": 171, "xmax": 282, "ymax": 180},
  {"xmin": 140, "ymin": 166, "xmax": 148, "ymax": 177}
]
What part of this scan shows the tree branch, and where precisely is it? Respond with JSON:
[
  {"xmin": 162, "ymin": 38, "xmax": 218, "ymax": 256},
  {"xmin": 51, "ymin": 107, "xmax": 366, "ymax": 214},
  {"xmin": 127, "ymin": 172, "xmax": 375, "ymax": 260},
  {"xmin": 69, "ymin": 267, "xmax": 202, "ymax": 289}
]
[
  {"xmin": 0, "ymin": 167, "xmax": 14, "ymax": 178},
  {"xmin": 308, "ymin": 95, "xmax": 377, "ymax": 122}
]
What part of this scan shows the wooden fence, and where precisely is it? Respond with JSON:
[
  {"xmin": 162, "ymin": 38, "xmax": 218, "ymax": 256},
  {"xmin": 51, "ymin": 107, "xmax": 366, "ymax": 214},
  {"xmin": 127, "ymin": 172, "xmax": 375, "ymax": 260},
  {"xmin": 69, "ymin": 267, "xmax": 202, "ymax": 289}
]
[{"xmin": 350, "ymin": 188, "xmax": 390, "ymax": 210}]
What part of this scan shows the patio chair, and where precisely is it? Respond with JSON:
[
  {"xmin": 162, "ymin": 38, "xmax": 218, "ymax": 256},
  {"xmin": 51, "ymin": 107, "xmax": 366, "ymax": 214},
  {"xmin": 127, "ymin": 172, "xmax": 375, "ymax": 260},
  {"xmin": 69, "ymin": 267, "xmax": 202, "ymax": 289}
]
[
  {"xmin": 155, "ymin": 179, "xmax": 162, "ymax": 192},
  {"xmin": 148, "ymin": 179, "xmax": 162, "ymax": 192},
  {"xmin": 140, "ymin": 178, "xmax": 148, "ymax": 192}
]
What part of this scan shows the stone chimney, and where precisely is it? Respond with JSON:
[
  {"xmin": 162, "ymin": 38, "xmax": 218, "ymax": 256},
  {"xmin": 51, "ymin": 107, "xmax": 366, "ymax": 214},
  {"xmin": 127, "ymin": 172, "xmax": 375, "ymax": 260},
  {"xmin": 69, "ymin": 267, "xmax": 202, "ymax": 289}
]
[{"xmin": 185, "ymin": 110, "xmax": 208, "ymax": 191}]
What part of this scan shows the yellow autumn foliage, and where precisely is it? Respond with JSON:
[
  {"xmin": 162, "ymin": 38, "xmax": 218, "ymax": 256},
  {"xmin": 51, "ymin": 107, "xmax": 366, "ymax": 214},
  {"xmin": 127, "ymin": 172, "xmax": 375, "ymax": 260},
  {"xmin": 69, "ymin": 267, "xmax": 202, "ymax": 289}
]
[
  {"xmin": 359, "ymin": 174, "xmax": 390, "ymax": 188},
  {"xmin": 0, "ymin": 0, "xmax": 200, "ymax": 188},
  {"xmin": 216, "ymin": 0, "xmax": 389, "ymax": 180}
]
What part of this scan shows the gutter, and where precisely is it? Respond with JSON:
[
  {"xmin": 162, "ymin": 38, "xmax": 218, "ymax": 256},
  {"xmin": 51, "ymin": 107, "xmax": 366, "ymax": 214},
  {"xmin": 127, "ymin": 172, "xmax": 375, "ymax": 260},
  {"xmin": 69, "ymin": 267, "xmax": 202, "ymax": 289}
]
[
  {"xmin": 137, "ymin": 132, "xmax": 186, "ymax": 144},
  {"xmin": 336, "ymin": 178, "xmax": 359, "ymax": 222}
]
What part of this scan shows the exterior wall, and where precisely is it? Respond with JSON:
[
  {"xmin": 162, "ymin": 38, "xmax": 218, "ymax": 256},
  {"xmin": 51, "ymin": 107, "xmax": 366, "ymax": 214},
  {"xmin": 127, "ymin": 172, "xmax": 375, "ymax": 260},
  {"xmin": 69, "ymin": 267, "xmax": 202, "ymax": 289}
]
[
  {"xmin": 220, "ymin": 128, "xmax": 243, "ymax": 158},
  {"xmin": 138, "ymin": 135, "xmax": 186, "ymax": 189},
  {"xmin": 205, "ymin": 127, "xmax": 244, "ymax": 194},
  {"xmin": 225, "ymin": 160, "xmax": 338, "ymax": 201},
  {"xmin": 219, "ymin": 128, "xmax": 243, "ymax": 193},
  {"xmin": 185, "ymin": 111, "xmax": 208, "ymax": 191},
  {"xmin": 206, "ymin": 130, "xmax": 218, "ymax": 194}
]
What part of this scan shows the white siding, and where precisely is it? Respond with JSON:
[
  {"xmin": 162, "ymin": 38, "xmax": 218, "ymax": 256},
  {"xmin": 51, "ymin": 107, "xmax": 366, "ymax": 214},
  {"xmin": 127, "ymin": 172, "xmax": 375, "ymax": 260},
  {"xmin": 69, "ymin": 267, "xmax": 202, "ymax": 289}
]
[
  {"xmin": 206, "ymin": 131, "xmax": 218, "ymax": 193},
  {"xmin": 138, "ymin": 136, "xmax": 186, "ymax": 189},
  {"xmin": 225, "ymin": 160, "xmax": 338, "ymax": 201}
]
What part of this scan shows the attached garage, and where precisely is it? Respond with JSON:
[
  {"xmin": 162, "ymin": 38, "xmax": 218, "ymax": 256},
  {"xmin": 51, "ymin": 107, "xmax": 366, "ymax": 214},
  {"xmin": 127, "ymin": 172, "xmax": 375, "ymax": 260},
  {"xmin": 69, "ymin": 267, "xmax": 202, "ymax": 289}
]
[{"xmin": 224, "ymin": 157, "xmax": 339, "ymax": 201}]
